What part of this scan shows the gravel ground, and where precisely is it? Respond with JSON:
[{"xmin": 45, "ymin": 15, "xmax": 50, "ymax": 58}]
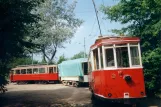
[{"xmin": 0, "ymin": 83, "xmax": 160, "ymax": 107}]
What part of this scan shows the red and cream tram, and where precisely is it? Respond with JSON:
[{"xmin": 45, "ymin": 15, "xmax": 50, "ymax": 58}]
[
  {"xmin": 10, "ymin": 64, "xmax": 59, "ymax": 84},
  {"xmin": 88, "ymin": 36, "xmax": 146, "ymax": 104}
]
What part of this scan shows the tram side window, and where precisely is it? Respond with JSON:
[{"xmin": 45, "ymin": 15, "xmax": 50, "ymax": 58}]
[
  {"xmin": 16, "ymin": 70, "xmax": 20, "ymax": 74},
  {"xmin": 54, "ymin": 67, "xmax": 57, "ymax": 73},
  {"xmin": 100, "ymin": 47, "xmax": 103, "ymax": 68},
  {"xmin": 93, "ymin": 48, "xmax": 99, "ymax": 70},
  {"xmin": 116, "ymin": 47, "xmax": 129, "ymax": 67},
  {"xmin": 88, "ymin": 56, "xmax": 92, "ymax": 72},
  {"xmin": 21, "ymin": 69, "xmax": 26, "ymax": 74},
  {"xmin": 105, "ymin": 48, "xmax": 115, "ymax": 67},
  {"xmin": 88, "ymin": 62, "xmax": 92, "ymax": 72},
  {"xmin": 39, "ymin": 68, "xmax": 45, "ymax": 73},
  {"xmin": 33, "ymin": 68, "xmax": 38, "ymax": 74},
  {"xmin": 49, "ymin": 67, "xmax": 53, "ymax": 73},
  {"xmin": 27, "ymin": 69, "xmax": 32, "ymax": 74},
  {"xmin": 130, "ymin": 46, "xmax": 140, "ymax": 65}
]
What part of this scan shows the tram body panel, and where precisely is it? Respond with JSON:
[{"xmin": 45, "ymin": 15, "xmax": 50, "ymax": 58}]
[
  {"xmin": 11, "ymin": 73, "xmax": 59, "ymax": 81},
  {"xmin": 89, "ymin": 68, "xmax": 145, "ymax": 99},
  {"xmin": 10, "ymin": 65, "xmax": 59, "ymax": 83}
]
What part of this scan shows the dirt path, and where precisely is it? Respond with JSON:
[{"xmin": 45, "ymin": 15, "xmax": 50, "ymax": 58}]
[{"xmin": 0, "ymin": 83, "xmax": 160, "ymax": 107}]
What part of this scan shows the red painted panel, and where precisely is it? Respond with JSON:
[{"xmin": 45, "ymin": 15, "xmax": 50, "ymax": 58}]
[
  {"xmin": 10, "ymin": 73, "xmax": 59, "ymax": 81},
  {"xmin": 89, "ymin": 68, "xmax": 146, "ymax": 99}
]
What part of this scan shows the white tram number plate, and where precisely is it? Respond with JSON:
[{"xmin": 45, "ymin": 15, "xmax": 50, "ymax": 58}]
[{"xmin": 124, "ymin": 92, "xmax": 129, "ymax": 98}]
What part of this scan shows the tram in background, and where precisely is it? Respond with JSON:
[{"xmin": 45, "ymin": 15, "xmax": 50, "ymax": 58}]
[
  {"xmin": 88, "ymin": 36, "xmax": 146, "ymax": 105},
  {"xmin": 10, "ymin": 64, "xmax": 59, "ymax": 84}
]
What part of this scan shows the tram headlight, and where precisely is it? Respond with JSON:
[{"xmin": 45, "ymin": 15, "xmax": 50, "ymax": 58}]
[{"xmin": 108, "ymin": 93, "xmax": 112, "ymax": 97}]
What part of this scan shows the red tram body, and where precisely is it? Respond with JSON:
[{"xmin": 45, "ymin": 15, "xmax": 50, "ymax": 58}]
[
  {"xmin": 10, "ymin": 65, "xmax": 59, "ymax": 84},
  {"xmin": 88, "ymin": 36, "xmax": 146, "ymax": 104}
]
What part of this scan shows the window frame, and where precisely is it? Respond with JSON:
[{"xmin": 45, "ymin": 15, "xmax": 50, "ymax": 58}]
[
  {"xmin": 49, "ymin": 67, "xmax": 54, "ymax": 74},
  {"xmin": 129, "ymin": 43, "xmax": 142, "ymax": 67},
  {"xmin": 104, "ymin": 47, "xmax": 116, "ymax": 68},
  {"xmin": 39, "ymin": 68, "xmax": 46, "ymax": 74},
  {"xmin": 33, "ymin": 68, "xmax": 39, "ymax": 74},
  {"xmin": 115, "ymin": 45, "xmax": 130, "ymax": 68},
  {"xmin": 90, "ymin": 42, "xmax": 142, "ymax": 71},
  {"xmin": 27, "ymin": 68, "xmax": 33, "ymax": 74}
]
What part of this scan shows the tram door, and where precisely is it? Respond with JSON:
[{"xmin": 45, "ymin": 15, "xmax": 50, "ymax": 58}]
[
  {"xmin": 82, "ymin": 62, "xmax": 88, "ymax": 82},
  {"xmin": 92, "ymin": 48, "xmax": 101, "ymax": 94},
  {"xmin": 49, "ymin": 67, "xmax": 54, "ymax": 74},
  {"xmin": 49, "ymin": 67, "xmax": 57, "ymax": 74}
]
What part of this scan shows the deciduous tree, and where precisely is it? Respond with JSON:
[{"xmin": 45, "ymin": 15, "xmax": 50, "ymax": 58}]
[
  {"xmin": 35, "ymin": 0, "xmax": 83, "ymax": 64},
  {"xmin": 71, "ymin": 51, "xmax": 87, "ymax": 60},
  {"xmin": 0, "ymin": 0, "xmax": 44, "ymax": 84},
  {"xmin": 101, "ymin": 0, "xmax": 161, "ymax": 95}
]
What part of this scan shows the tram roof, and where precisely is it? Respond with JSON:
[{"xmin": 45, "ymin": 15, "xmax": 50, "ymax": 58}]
[
  {"xmin": 91, "ymin": 36, "xmax": 140, "ymax": 49},
  {"xmin": 12, "ymin": 64, "xmax": 57, "ymax": 70}
]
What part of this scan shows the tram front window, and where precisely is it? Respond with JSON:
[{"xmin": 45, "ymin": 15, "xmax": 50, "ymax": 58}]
[
  {"xmin": 116, "ymin": 47, "xmax": 129, "ymax": 67},
  {"xmin": 105, "ymin": 48, "xmax": 114, "ymax": 67},
  {"xmin": 130, "ymin": 46, "xmax": 140, "ymax": 65}
]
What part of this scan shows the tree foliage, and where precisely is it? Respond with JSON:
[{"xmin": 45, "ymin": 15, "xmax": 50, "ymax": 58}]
[
  {"xmin": 9, "ymin": 57, "xmax": 39, "ymax": 69},
  {"xmin": 101, "ymin": 0, "xmax": 161, "ymax": 95},
  {"xmin": 57, "ymin": 54, "xmax": 68, "ymax": 64},
  {"xmin": 71, "ymin": 51, "xmax": 87, "ymax": 60},
  {"xmin": 34, "ymin": 0, "xmax": 83, "ymax": 63},
  {"xmin": 0, "ymin": 0, "xmax": 44, "ymax": 85}
]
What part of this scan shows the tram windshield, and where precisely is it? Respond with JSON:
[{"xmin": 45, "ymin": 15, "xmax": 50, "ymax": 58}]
[
  {"xmin": 105, "ymin": 48, "xmax": 114, "ymax": 67},
  {"xmin": 91, "ymin": 42, "xmax": 142, "ymax": 70},
  {"xmin": 116, "ymin": 47, "xmax": 129, "ymax": 67}
]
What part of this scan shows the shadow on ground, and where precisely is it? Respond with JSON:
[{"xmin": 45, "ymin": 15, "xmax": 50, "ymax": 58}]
[{"xmin": 0, "ymin": 86, "xmax": 161, "ymax": 107}]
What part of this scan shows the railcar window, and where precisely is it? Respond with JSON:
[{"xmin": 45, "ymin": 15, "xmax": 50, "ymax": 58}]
[
  {"xmin": 116, "ymin": 47, "xmax": 129, "ymax": 67},
  {"xmin": 54, "ymin": 67, "xmax": 57, "ymax": 73},
  {"xmin": 100, "ymin": 47, "xmax": 103, "ymax": 68},
  {"xmin": 16, "ymin": 70, "xmax": 20, "ymax": 74},
  {"xmin": 105, "ymin": 48, "xmax": 115, "ymax": 67},
  {"xmin": 33, "ymin": 68, "xmax": 38, "ymax": 74},
  {"xmin": 88, "ymin": 56, "xmax": 92, "ymax": 72},
  {"xmin": 93, "ymin": 48, "xmax": 99, "ymax": 70},
  {"xmin": 49, "ymin": 67, "xmax": 53, "ymax": 73},
  {"xmin": 83, "ymin": 62, "xmax": 88, "ymax": 75},
  {"xmin": 27, "ymin": 69, "xmax": 32, "ymax": 74},
  {"xmin": 39, "ymin": 68, "xmax": 45, "ymax": 73},
  {"xmin": 130, "ymin": 47, "xmax": 140, "ymax": 65},
  {"xmin": 21, "ymin": 69, "xmax": 26, "ymax": 74}
]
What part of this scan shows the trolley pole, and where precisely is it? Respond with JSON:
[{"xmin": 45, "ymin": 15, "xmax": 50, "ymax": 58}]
[
  {"xmin": 32, "ymin": 53, "xmax": 33, "ymax": 65},
  {"xmin": 84, "ymin": 37, "xmax": 86, "ymax": 58},
  {"xmin": 92, "ymin": 0, "xmax": 102, "ymax": 36}
]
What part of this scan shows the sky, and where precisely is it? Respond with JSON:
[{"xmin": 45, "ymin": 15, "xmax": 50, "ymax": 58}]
[{"xmin": 34, "ymin": 0, "xmax": 123, "ymax": 61}]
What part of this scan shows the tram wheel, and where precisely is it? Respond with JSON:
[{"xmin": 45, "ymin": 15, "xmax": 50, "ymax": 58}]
[
  {"xmin": 91, "ymin": 93, "xmax": 100, "ymax": 105},
  {"xmin": 73, "ymin": 82, "xmax": 79, "ymax": 87},
  {"xmin": 67, "ymin": 82, "xmax": 70, "ymax": 86}
]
